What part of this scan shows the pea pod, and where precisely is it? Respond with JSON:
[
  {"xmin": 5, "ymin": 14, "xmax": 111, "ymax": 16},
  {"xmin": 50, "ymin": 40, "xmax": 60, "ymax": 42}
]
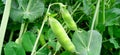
[
  {"xmin": 49, "ymin": 17, "xmax": 76, "ymax": 52},
  {"xmin": 60, "ymin": 5, "xmax": 77, "ymax": 30},
  {"xmin": 39, "ymin": 34, "xmax": 46, "ymax": 46}
]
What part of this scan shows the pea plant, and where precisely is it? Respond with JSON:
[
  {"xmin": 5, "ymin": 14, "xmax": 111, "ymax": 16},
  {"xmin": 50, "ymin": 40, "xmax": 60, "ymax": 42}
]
[{"xmin": 0, "ymin": 0, "xmax": 120, "ymax": 55}]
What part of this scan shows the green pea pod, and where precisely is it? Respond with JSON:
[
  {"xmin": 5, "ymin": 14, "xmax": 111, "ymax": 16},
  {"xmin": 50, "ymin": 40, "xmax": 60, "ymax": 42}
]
[
  {"xmin": 39, "ymin": 34, "xmax": 46, "ymax": 46},
  {"xmin": 49, "ymin": 17, "xmax": 76, "ymax": 52},
  {"xmin": 60, "ymin": 6, "xmax": 77, "ymax": 30}
]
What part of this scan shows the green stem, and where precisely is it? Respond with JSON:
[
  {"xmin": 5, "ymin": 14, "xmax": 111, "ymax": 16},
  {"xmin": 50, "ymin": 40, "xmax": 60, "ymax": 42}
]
[
  {"xmin": 102, "ymin": 0, "xmax": 105, "ymax": 24},
  {"xmin": 36, "ymin": 43, "xmax": 48, "ymax": 52},
  {"xmin": 26, "ymin": 0, "xmax": 32, "ymax": 12},
  {"xmin": 88, "ymin": 0, "xmax": 100, "ymax": 51},
  {"xmin": 71, "ymin": 2, "xmax": 81, "ymax": 15},
  {"xmin": 0, "ymin": 0, "xmax": 12, "ymax": 54},
  {"xmin": 73, "ymin": 1, "xmax": 79, "ymax": 9},
  {"xmin": 31, "ymin": 18, "xmax": 47, "ymax": 55},
  {"xmin": 18, "ymin": 22, "xmax": 26, "ymax": 39},
  {"xmin": 76, "ymin": 14, "xmax": 84, "ymax": 24},
  {"xmin": 23, "ymin": 22, "xmax": 29, "ymax": 33},
  {"xmin": 31, "ymin": 4, "xmax": 52, "ymax": 55},
  {"xmin": 31, "ymin": 3, "xmax": 63, "ymax": 55},
  {"xmin": 9, "ymin": 30, "xmax": 14, "ymax": 41}
]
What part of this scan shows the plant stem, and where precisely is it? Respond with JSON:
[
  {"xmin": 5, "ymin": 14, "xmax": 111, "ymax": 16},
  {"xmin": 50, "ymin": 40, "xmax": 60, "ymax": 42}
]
[
  {"xmin": 23, "ymin": 22, "xmax": 28, "ymax": 33},
  {"xmin": 31, "ymin": 18, "xmax": 47, "ymax": 55},
  {"xmin": 71, "ymin": 2, "xmax": 81, "ymax": 15},
  {"xmin": 102, "ymin": 0, "xmax": 105, "ymax": 24},
  {"xmin": 9, "ymin": 30, "xmax": 14, "ymax": 41},
  {"xmin": 76, "ymin": 14, "xmax": 84, "ymax": 24},
  {"xmin": 73, "ymin": 1, "xmax": 79, "ymax": 9},
  {"xmin": 0, "ymin": 0, "xmax": 12, "ymax": 54},
  {"xmin": 87, "ymin": 0, "xmax": 100, "ymax": 51},
  {"xmin": 26, "ymin": 0, "xmax": 32, "ymax": 12},
  {"xmin": 18, "ymin": 22, "xmax": 26, "ymax": 39},
  {"xmin": 31, "ymin": 3, "xmax": 63, "ymax": 55},
  {"xmin": 37, "ymin": 43, "xmax": 48, "ymax": 51},
  {"xmin": 31, "ymin": 4, "xmax": 52, "ymax": 55}
]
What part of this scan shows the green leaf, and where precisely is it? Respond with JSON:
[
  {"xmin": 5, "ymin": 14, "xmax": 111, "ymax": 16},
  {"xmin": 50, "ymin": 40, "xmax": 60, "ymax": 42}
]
[
  {"xmin": 36, "ymin": 47, "xmax": 49, "ymax": 55},
  {"xmin": 108, "ymin": 26, "xmax": 120, "ymax": 49},
  {"xmin": 10, "ymin": 0, "xmax": 44, "ymax": 23},
  {"xmin": 4, "ymin": 42, "xmax": 26, "ymax": 55},
  {"xmin": 46, "ymin": 29, "xmax": 56, "ymax": 40},
  {"xmin": 113, "ymin": 26, "xmax": 120, "ymax": 38},
  {"xmin": 82, "ymin": 0, "xmax": 93, "ymax": 15},
  {"xmin": 46, "ymin": 29, "xmax": 62, "ymax": 51},
  {"xmin": 108, "ymin": 26, "xmax": 120, "ymax": 38},
  {"xmin": 108, "ymin": 26, "xmax": 113, "ymax": 37},
  {"xmin": 21, "ymin": 31, "xmax": 36, "ymax": 52},
  {"xmin": 47, "ymin": 40, "xmax": 56, "ymax": 50},
  {"xmin": 60, "ymin": 51, "xmax": 72, "ymax": 55},
  {"xmin": 72, "ymin": 30, "xmax": 102, "ymax": 55},
  {"xmin": 105, "ymin": 8, "xmax": 120, "ymax": 26},
  {"xmin": 109, "ymin": 37, "xmax": 120, "ymax": 49},
  {"xmin": 55, "ymin": 42, "xmax": 61, "ymax": 52}
]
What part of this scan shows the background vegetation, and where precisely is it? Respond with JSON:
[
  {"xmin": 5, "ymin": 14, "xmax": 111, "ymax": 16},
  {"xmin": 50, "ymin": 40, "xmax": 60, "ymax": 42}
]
[{"xmin": 0, "ymin": 0, "xmax": 120, "ymax": 55}]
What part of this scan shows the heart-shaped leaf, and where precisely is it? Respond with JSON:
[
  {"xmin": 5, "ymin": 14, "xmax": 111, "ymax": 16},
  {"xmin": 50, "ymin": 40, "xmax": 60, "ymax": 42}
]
[
  {"xmin": 72, "ymin": 30, "xmax": 102, "ymax": 55},
  {"xmin": 10, "ymin": 0, "xmax": 44, "ymax": 23}
]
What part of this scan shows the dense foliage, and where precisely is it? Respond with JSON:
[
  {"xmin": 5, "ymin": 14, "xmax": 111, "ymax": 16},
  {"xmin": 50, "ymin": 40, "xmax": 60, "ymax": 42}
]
[{"xmin": 0, "ymin": 0, "xmax": 120, "ymax": 55}]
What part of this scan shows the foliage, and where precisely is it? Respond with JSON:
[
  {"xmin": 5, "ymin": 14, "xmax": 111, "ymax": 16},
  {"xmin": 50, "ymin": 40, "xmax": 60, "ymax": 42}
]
[{"xmin": 0, "ymin": 0, "xmax": 120, "ymax": 55}]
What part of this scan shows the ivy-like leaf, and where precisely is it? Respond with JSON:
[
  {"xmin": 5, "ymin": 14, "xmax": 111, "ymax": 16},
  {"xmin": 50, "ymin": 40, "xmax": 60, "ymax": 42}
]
[{"xmin": 10, "ymin": 0, "xmax": 44, "ymax": 23}]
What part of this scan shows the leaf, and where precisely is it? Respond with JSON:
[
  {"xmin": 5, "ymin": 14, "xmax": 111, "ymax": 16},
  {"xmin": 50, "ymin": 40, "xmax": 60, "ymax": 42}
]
[
  {"xmin": 108, "ymin": 26, "xmax": 113, "ymax": 37},
  {"xmin": 109, "ymin": 37, "xmax": 120, "ymax": 49},
  {"xmin": 113, "ymin": 26, "xmax": 120, "ymax": 38},
  {"xmin": 60, "ymin": 51, "xmax": 72, "ymax": 55},
  {"xmin": 72, "ymin": 30, "xmax": 102, "ymax": 55},
  {"xmin": 4, "ymin": 42, "xmax": 26, "ymax": 55},
  {"xmin": 46, "ymin": 29, "xmax": 62, "ymax": 51},
  {"xmin": 108, "ymin": 26, "xmax": 120, "ymax": 38},
  {"xmin": 108, "ymin": 26, "xmax": 120, "ymax": 49},
  {"xmin": 105, "ymin": 8, "xmax": 120, "ymax": 26},
  {"xmin": 46, "ymin": 29, "xmax": 56, "ymax": 40},
  {"xmin": 21, "ymin": 31, "xmax": 36, "ymax": 52},
  {"xmin": 83, "ymin": 0, "xmax": 92, "ymax": 15},
  {"xmin": 112, "ymin": 8, "xmax": 120, "ymax": 15},
  {"xmin": 55, "ymin": 42, "xmax": 61, "ymax": 52},
  {"xmin": 36, "ymin": 47, "xmax": 49, "ymax": 55},
  {"xmin": 10, "ymin": 0, "xmax": 44, "ymax": 23},
  {"xmin": 48, "ymin": 40, "xmax": 56, "ymax": 49}
]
